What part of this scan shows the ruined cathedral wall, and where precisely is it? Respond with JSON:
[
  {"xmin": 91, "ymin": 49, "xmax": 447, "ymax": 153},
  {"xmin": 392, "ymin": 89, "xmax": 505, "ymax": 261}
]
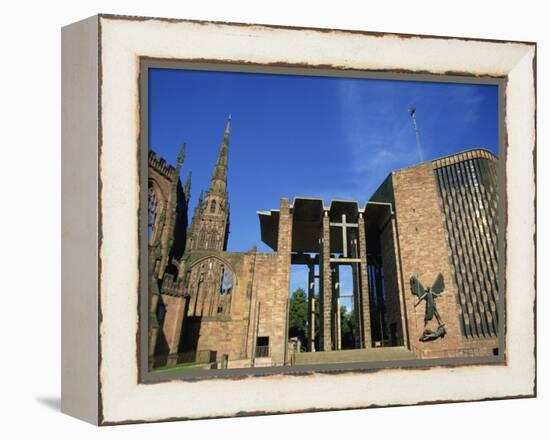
[
  {"xmin": 148, "ymin": 166, "xmax": 173, "ymax": 245},
  {"xmin": 247, "ymin": 198, "xmax": 293, "ymax": 366},
  {"xmin": 251, "ymin": 253, "xmax": 290, "ymax": 367},
  {"xmin": 148, "ymin": 163, "xmax": 189, "ymax": 278},
  {"xmin": 148, "ymin": 166, "xmax": 173, "ymax": 205},
  {"xmin": 184, "ymin": 251, "xmax": 257, "ymax": 362},
  {"xmin": 157, "ymin": 294, "xmax": 186, "ymax": 355},
  {"xmin": 193, "ymin": 320, "xmax": 248, "ymax": 362}
]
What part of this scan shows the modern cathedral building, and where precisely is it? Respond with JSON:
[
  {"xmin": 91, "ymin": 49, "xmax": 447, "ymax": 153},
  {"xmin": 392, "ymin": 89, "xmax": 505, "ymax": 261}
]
[{"xmin": 147, "ymin": 118, "xmax": 499, "ymax": 369}]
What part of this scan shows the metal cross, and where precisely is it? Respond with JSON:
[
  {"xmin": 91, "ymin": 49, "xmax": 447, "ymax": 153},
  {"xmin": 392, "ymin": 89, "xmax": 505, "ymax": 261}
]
[{"xmin": 329, "ymin": 214, "xmax": 358, "ymax": 257}]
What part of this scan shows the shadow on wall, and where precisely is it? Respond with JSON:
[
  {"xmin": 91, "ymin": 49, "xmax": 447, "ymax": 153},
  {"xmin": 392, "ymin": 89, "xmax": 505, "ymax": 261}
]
[
  {"xmin": 179, "ymin": 316, "xmax": 202, "ymax": 354},
  {"xmin": 36, "ymin": 396, "xmax": 61, "ymax": 412}
]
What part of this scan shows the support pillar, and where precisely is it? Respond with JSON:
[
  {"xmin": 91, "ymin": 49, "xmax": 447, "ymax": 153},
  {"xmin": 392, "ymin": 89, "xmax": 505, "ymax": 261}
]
[
  {"xmin": 351, "ymin": 258, "xmax": 363, "ymax": 348},
  {"xmin": 277, "ymin": 198, "xmax": 293, "ymax": 365},
  {"xmin": 390, "ymin": 216, "xmax": 410, "ymax": 350},
  {"xmin": 321, "ymin": 211, "xmax": 333, "ymax": 351},
  {"xmin": 358, "ymin": 213, "xmax": 373, "ymax": 349},
  {"xmin": 333, "ymin": 267, "xmax": 342, "ymax": 350},
  {"xmin": 307, "ymin": 263, "xmax": 316, "ymax": 352},
  {"xmin": 335, "ymin": 297, "xmax": 342, "ymax": 350}
]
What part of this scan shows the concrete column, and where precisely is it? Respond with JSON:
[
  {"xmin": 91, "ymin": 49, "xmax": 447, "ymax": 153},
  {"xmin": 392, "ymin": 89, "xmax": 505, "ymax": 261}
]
[
  {"xmin": 277, "ymin": 198, "xmax": 293, "ymax": 365},
  {"xmin": 310, "ymin": 298, "xmax": 316, "ymax": 352},
  {"xmin": 278, "ymin": 199, "xmax": 292, "ymax": 252},
  {"xmin": 321, "ymin": 211, "xmax": 333, "ymax": 351},
  {"xmin": 358, "ymin": 213, "xmax": 373, "ymax": 349},
  {"xmin": 336, "ymin": 297, "xmax": 342, "ymax": 350},
  {"xmin": 307, "ymin": 263, "xmax": 316, "ymax": 352},
  {"xmin": 389, "ymin": 216, "xmax": 410, "ymax": 349},
  {"xmin": 241, "ymin": 251, "xmax": 257, "ymax": 359},
  {"xmin": 333, "ymin": 267, "xmax": 341, "ymax": 350},
  {"xmin": 351, "ymin": 259, "xmax": 363, "ymax": 348}
]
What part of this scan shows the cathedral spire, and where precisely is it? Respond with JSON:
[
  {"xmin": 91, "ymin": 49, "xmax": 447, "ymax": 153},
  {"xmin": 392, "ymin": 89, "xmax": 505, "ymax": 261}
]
[
  {"xmin": 224, "ymin": 114, "xmax": 231, "ymax": 136},
  {"xmin": 184, "ymin": 171, "xmax": 192, "ymax": 201},
  {"xmin": 176, "ymin": 142, "xmax": 186, "ymax": 170},
  {"xmin": 208, "ymin": 116, "xmax": 230, "ymax": 194},
  {"xmin": 188, "ymin": 118, "xmax": 231, "ymax": 252},
  {"xmin": 198, "ymin": 189, "xmax": 204, "ymax": 208}
]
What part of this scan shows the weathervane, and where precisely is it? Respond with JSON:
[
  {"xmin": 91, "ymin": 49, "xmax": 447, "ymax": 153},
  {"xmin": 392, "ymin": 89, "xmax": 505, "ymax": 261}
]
[{"xmin": 408, "ymin": 107, "xmax": 424, "ymax": 162}]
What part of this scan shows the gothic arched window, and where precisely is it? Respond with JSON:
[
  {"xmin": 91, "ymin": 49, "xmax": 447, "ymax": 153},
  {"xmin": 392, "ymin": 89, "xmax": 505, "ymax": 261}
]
[
  {"xmin": 148, "ymin": 185, "xmax": 158, "ymax": 243},
  {"xmin": 210, "ymin": 199, "xmax": 217, "ymax": 214},
  {"xmin": 199, "ymin": 231, "xmax": 206, "ymax": 249},
  {"xmin": 219, "ymin": 266, "xmax": 233, "ymax": 295}
]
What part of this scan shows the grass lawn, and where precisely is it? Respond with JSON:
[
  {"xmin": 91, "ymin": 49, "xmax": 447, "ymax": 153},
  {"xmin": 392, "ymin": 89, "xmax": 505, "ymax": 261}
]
[
  {"xmin": 152, "ymin": 361, "xmax": 210, "ymax": 373},
  {"xmin": 294, "ymin": 346, "xmax": 416, "ymax": 365}
]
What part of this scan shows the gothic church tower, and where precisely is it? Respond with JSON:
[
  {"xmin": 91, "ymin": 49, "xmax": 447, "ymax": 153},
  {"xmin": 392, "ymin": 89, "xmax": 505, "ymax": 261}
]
[{"xmin": 187, "ymin": 117, "xmax": 231, "ymax": 251}]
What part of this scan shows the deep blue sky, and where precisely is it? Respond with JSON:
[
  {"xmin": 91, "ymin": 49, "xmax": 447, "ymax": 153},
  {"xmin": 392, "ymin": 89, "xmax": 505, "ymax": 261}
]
[{"xmin": 149, "ymin": 68, "xmax": 498, "ymax": 301}]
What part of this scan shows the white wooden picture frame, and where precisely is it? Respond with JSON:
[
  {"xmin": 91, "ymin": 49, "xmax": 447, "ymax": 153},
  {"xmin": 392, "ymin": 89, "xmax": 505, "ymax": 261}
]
[{"xmin": 61, "ymin": 14, "xmax": 536, "ymax": 425}]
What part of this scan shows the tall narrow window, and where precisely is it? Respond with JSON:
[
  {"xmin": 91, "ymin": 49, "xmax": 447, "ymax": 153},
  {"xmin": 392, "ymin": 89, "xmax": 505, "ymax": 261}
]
[
  {"xmin": 210, "ymin": 199, "xmax": 217, "ymax": 214},
  {"xmin": 148, "ymin": 185, "xmax": 158, "ymax": 243},
  {"xmin": 156, "ymin": 302, "xmax": 166, "ymax": 322}
]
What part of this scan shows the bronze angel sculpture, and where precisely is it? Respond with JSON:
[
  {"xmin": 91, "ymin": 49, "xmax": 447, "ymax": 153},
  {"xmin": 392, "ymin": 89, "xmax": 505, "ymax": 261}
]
[{"xmin": 410, "ymin": 273, "xmax": 446, "ymax": 342}]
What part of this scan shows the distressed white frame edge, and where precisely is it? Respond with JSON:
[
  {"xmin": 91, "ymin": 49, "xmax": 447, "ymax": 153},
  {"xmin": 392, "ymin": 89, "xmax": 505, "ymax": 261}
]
[
  {"xmin": 61, "ymin": 15, "xmax": 100, "ymax": 425},
  {"xmin": 62, "ymin": 15, "xmax": 535, "ymax": 425}
]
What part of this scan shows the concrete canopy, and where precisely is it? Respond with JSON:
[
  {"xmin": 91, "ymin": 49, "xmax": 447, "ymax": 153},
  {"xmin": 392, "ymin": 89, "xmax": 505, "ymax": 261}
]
[
  {"xmin": 363, "ymin": 201, "xmax": 394, "ymax": 231},
  {"xmin": 257, "ymin": 209, "xmax": 279, "ymax": 251},
  {"xmin": 291, "ymin": 197, "xmax": 324, "ymax": 253},
  {"xmin": 257, "ymin": 198, "xmax": 393, "ymax": 253}
]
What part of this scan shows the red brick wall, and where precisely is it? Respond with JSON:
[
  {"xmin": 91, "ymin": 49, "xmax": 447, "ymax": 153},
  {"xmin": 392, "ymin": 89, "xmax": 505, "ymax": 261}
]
[
  {"xmin": 391, "ymin": 162, "xmax": 499, "ymax": 358},
  {"xmin": 392, "ymin": 163, "xmax": 466, "ymax": 357}
]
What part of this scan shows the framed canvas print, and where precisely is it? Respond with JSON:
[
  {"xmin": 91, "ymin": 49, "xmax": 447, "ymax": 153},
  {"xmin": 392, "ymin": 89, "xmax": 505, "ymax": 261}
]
[{"xmin": 61, "ymin": 14, "xmax": 536, "ymax": 425}]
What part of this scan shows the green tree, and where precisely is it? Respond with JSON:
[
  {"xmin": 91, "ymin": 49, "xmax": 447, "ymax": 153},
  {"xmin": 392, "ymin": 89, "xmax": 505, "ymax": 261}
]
[
  {"xmin": 340, "ymin": 305, "xmax": 357, "ymax": 349},
  {"xmin": 288, "ymin": 288, "xmax": 308, "ymax": 348}
]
